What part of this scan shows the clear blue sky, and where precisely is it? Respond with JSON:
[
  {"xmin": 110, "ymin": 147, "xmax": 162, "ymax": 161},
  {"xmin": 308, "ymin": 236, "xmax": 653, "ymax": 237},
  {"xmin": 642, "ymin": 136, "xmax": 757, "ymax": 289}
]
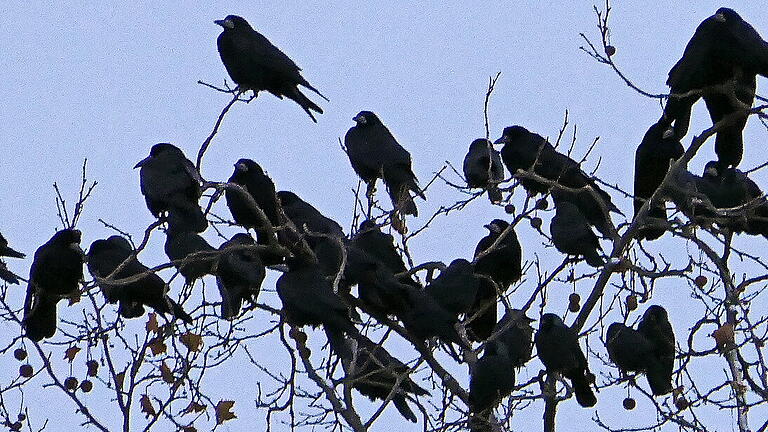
[{"xmin": 2, "ymin": 2, "xmax": 767, "ymax": 430}]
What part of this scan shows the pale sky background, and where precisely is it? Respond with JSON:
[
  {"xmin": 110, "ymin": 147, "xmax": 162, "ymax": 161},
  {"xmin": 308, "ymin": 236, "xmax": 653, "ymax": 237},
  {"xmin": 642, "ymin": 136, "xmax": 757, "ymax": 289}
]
[{"xmin": 2, "ymin": 2, "xmax": 768, "ymax": 431}]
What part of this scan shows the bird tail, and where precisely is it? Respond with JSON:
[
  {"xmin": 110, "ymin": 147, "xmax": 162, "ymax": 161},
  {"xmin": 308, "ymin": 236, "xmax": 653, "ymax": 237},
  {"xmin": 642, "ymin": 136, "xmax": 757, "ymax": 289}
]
[
  {"xmin": 216, "ymin": 277, "xmax": 242, "ymax": 320},
  {"xmin": 487, "ymin": 186, "xmax": 502, "ymax": 203},
  {"xmin": 288, "ymin": 87, "xmax": 323, "ymax": 123},
  {"xmin": 118, "ymin": 301, "xmax": 146, "ymax": 319},
  {"xmin": 299, "ymin": 80, "xmax": 329, "ymax": 102},
  {"xmin": 168, "ymin": 298, "xmax": 193, "ymax": 324},
  {"xmin": 645, "ymin": 358, "xmax": 673, "ymax": 396},
  {"xmin": 467, "ymin": 280, "xmax": 497, "ymax": 341},
  {"xmin": 23, "ymin": 291, "xmax": 58, "ymax": 342},
  {"xmin": 383, "ymin": 165, "xmax": 425, "ymax": 216},
  {"xmin": 167, "ymin": 199, "xmax": 207, "ymax": 233},
  {"xmin": 0, "ymin": 263, "xmax": 20, "ymax": 285},
  {"xmin": 569, "ymin": 371, "xmax": 597, "ymax": 407},
  {"xmin": 393, "ymin": 395, "xmax": 419, "ymax": 423},
  {"xmin": 584, "ymin": 250, "xmax": 604, "ymax": 268}
]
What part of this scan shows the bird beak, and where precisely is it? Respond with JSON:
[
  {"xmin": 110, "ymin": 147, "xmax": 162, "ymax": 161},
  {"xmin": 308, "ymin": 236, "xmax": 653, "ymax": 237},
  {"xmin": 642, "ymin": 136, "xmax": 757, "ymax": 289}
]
[
  {"xmin": 214, "ymin": 19, "xmax": 226, "ymax": 27},
  {"xmin": 215, "ymin": 19, "xmax": 234, "ymax": 29},
  {"xmin": 493, "ymin": 136, "xmax": 507, "ymax": 145},
  {"xmin": 134, "ymin": 156, "xmax": 151, "ymax": 169},
  {"xmin": 713, "ymin": 12, "xmax": 726, "ymax": 22},
  {"xmin": 484, "ymin": 223, "xmax": 501, "ymax": 233}
]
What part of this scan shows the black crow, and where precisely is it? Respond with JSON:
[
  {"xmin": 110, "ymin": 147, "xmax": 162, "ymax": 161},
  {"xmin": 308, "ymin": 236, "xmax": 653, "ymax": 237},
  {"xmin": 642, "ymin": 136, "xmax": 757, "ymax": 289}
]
[
  {"xmin": 216, "ymin": 233, "xmax": 266, "ymax": 319},
  {"xmin": 23, "ymin": 229, "xmax": 84, "ymax": 341},
  {"xmin": 664, "ymin": 8, "xmax": 768, "ymax": 164},
  {"xmin": 535, "ymin": 313, "xmax": 596, "ymax": 407},
  {"xmin": 606, "ymin": 322, "xmax": 674, "ymax": 396},
  {"xmin": 470, "ymin": 220, "xmax": 522, "ymax": 340},
  {"xmin": 492, "ymin": 309, "xmax": 534, "ymax": 367},
  {"xmin": 494, "ymin": 126, "xmax": 619, "ymax": 215},
  {"xmin": 424, "ymin": 259, "xmax": 480, "ymax": 317},
  {"xmin": 633, "ymin": 122, "xmax": 685, "ymax": 240},
  {"xmin": 337, "ymin": 334, "xmax": 428, "ymax": 423},
  {"xmin": 550, "ymin": 194, "xmax": 603, "ymax": 267},
  {"xmin": 135, "ymin": 143, "xmax": 206, "ymax": 233},
  {"xmin": 399, "ymin": 285, "xmax": 463, "ymax": 346},
  {"xmin": 351, "ymin": 220, "xmax": 417, "ymax": 287},
  {"xmin": 277, "ymin": 191, "xmax": 344, "ymax": 242},
  {"xmin": 215, "ymin": 15, "xmax": 327, "ymax": 122},
  {"xmin": 226, "ymin": 159, "xmax": 283, "ymax": 264},
  {"xmin": 463, "ymin": 138, "xmax": 505, "ymax": 203},
  {"xmin": 0, "ymin": 233, "xmax": 25, "ymax": 285},
  {"xmin": 164, "ymin": 230, "xmax": 216, "ymax": 284},
  {"xmin": 698, "ymin": 161, "xmax": 768, "ymax": 236},
  {"xmin": 637, "ymin": 305, "xmax": 676, "ymax": 395},
  {"xmin": 87, "ymin": 236, "xmax": 192, "ymax": 323},
  {"xmin": 469, "ymin": 340, "xmax": 516, "ymax": 418},
  {"xmin": 344, "ymin": 111, "xmax": 425, "ymax": 216}
]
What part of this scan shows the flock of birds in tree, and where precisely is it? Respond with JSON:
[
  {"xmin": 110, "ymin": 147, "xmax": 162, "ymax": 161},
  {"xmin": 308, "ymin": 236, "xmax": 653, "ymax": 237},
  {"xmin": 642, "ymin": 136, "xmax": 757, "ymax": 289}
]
[{"xmin": 0, "ymin": 8, "xmax": 767, "ymax": 428}]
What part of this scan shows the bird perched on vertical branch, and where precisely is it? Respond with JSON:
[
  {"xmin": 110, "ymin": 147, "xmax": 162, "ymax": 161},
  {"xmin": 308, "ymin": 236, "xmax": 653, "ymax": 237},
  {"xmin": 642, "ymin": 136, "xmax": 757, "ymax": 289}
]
[
  {"xmin": 0, "ymin": 233, "xmax": 25, "ymax": 285},
  {"xmin": 470, "ymin": 220, "xmax": 522, "ymax": 341},
  {"xmin": 215, "ymin": 15, "xmax": 327, "ymax": 122},
  {"xmin": 87, "ymin": 236, "xmax": 192, "ymax": 323},
  {"xmin": 344, "ymin": 111, "xmax": 425, "ymax": 216},
  {"xmin": 135, "ymin": 143, "xmax": 207, "ymax": 233},
  {"xmin": 463, "ymin": 138, "xmax": 505, "ymax": 203},
  {"xmin": 23, "ymin": 229, "xmax": 84, "ymax": 341},
  {"xmin": 633, "ymin": 122, "xmax": 685, "ymax": 241},
  {"xmin": 535, "ymin": 313, "xmax": 596, "ymax": 407},
  {"xmin": 664, "ymin": 8, "xmax": 768, "ymax": 168}
]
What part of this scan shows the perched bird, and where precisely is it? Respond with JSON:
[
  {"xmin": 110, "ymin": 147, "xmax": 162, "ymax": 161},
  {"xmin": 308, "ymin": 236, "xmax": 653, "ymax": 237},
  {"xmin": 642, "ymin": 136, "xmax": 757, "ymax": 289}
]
[
  {"xmin": 135, "ymin": 143, "xmax": 206, "ymax": 233},
  {"xmin": 424, "ymin": 259, "xmax": 480, "ymax": 317},
  {"xmin": 469, "ymin": 340, "xmax": 517, "ymax": 423},
  {"xmin": 633, "ymin": 123, "xmax": 685, "ymax": 240},
  {"xmin": 351, "ymin": 220, "xmax": 417, "ymax": 287},
  {"xmin": 606, "ymin": 322, "xmax": 673, "ymax": 396},
  {"xmin": 463, "ymin": 138, "xmax": 505, "ymax": 203},
  {"xmin": 637, "ymin": 305, "xmax": 676, "ymax": 396},
  {"xmin": 164, "ymin": 230, "xmax": 216, "ymax": 284},
  {"xmin": 226, "ymin": 159, "xmax": 283, "ymax": 264},
  {"xmin": 494, "ymin": 126, "xmax": 619, "ymax": 215},
  {"xmin": 23, "ymin": 229, "xmax": 84, "ymax": 341},
  {"xmin": 550, "ymin": 194, "xmax": 603, "ymax": 267},
  {"xmin": 277, "ymin": 190, "xmax": 344, "ymax": 251},
  {"xmin": 492, "ymin": 309, "xmax": 535, "ymax": 367},
  {"xmin": 215, "ymin": 15, "xmax": 327, "ymax": 122},
  {"xmin": 87, "ymin": 236, "xmax": 192, "ymax": 323},
  {"xmin": 535, "ymin": 313, "xmax": 596, "ymax": 407},
  {"xmin": 0, "ymin": 233, "xmax": 25, "ymax": 285},
  {"xmin": 215, "ymin": 233, "xmax": 266, "ymax": 319},
  {"xmin": 698, "ymin": 161, "xmax": 768, "ymax": 236},
  {"xmin": 664, "ymin": 8, "xmax": 768, "ymax": 167},
  {"xmin": 399, "ymin": 285, "xmax": 463, "ymax": 346},
  {"xmin": 470, "ymin": 220, "xmax": 523, "ymax": 340},
  {"xmin": 344, "ymin": 111, "xmax": 425, "ymax": 216},
  {"xmin": 336, "ymin": 334, "xmax": 429, "ymax": 423}
]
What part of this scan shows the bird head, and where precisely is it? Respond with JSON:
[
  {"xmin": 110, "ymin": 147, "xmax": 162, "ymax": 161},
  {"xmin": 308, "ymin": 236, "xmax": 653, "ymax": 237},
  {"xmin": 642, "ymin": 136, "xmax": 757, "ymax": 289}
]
[
  {"xmin": 353, "ymin": 111, "xmax": 377, "ymax": 126},
  {"xmin": 606, "ymin": 322, "xmax": 626, "ymax": 343},
  {"xmin": 134, "ymin": 143, "xmax": 180, "ymax": 168},
  {"xmin": 215, "ymin": 15, "xmax": 251, "ymax": 30},
  {"xmin": 484, "ymin": 219, "xmax": 509, "ymax": 234},
  {"xmin": 642, "ymin": 305, "xmax": 668, "ymax": 325},
  {"xmin": 703, "ymin": 161, "xmax": 720, "ymax": 179},
  {"xmin": 539, "ymin": 313, "xmax": 563, "ymax": 331},
  {"xmin": 713, "ymin": 8, "xmax": 740, "ymax": 23},
  {"xmin": 494, "ymin": 125, "xmax": 529, "ymax": 145}
]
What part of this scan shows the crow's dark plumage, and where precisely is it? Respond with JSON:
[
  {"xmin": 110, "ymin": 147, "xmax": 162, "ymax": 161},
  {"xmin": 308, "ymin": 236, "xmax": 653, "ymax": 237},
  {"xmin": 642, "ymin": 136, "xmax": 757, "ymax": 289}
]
[
  {"xmin": 344, "ymin": 111, "xmax": 425, "ymax": 216},
  {"xmin": 469, "ymin": 340, "xmax": 516, "ymax": 416},
  {"xmin": 664, "ymin": 8, "xmax": 768, "ymax": 165},
  {"xmin": 0, "ymin": 233, "xmax": 24, "ymax": 285},
  {"xmin": 277, "ymin": 190, "xmax": 344, "ymax": 248},
  {"xmin": 215, "ymin": 15, "xmax": 327, "ymax": 122},
  {"xmin": 606, "ymin": 322, "xmax": 675, "ymax": 396},
  {"xmin": 23, "ymin": 229, "xmax": 84, "ymax": 341},
  {"xmin": 470, "ymin": 220, "xmax": 522, "ymax": 340},
  {"xmin": 226, "ymin": 159, "xmax": 283, "ymax": 265},
  {"xmin": 216, "ymin": 233, "xmax": 266, "ymax": 319},
  {"xmin": 698, "ymin": 161, "xmax": 768, "ymax": 237},
  {"xmin": 535, "ymin": 313, "xmax": 596, "ymax": 407},
  {"xmin": 550, "ymin": 194, "xmax": 603, "ymax": 267},
  {"xmin": 399, "ymin": 285, "xmax": 462, "ymax": 346},
  {"xmin": 492, "ymin": 309, "xmax": 535, "ymax": 367},
  {"xmin": 164, "ymin": 230, "xmax": 216, "ymax": 284},
  {"xmin": 135, "ymin": 143, "xmax": 206, "ymax": 233},
  {"xmin": 352, "ymin": 220, "xmax": 416, "ymax": 287},
  {"xmin": 424, "ymin": 259, "xmax": 479, "ymax": 317},
  {"xmin": 495, "ymin": 126, "xmax": 619, "ymax": 214},
  {"xmin": 87, "ymin": 236, "xmax": 192, "ymax": 323},
  {"xmin": 634, "ymin": 122, "xmax": 685, "ymax": 240},
  {"xmin": 336, "ymin": 334, "xmax": 429, "ymax": 423},
  {"xmin": 637, "ymin": 305, "xmax": 676, "ymax": 396},
  {"xmin": 463, "ymin": 138, "xmax": 505, "ymax": 203}
]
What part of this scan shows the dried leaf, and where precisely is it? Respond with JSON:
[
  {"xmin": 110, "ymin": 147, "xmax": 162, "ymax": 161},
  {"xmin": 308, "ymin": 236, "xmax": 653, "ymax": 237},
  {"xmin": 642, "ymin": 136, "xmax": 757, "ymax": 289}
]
[
  {"xmin": 146, "ymin": 313, "xmax": 159, "ymax": 334},
  {"xmin": 149, "ymin": 338, "xmax": 167, "ymax": 356},
  {"xmin": 713, "ymin": 323, "xmax": 735, "ymax": 351},
  {"xmin": 67, "ymin": 290, "xmax": 81, "ymax": 305},
  {"xmin": 115, "ymin": 371, "xmax": 125, "ymax": 390},
  {"xmin": 183, "ymin": 401, "xmax": 206, "ymax": 415},
  {"xmin": 182, "ymin": 427, "xmax": 197, "ymax": 432},
  {"xmin": 160, "ymin": 362, "xmax": 174, "ymax": 384},
  {"xmin": 215, "ymin": 400, "xmax": 236, "ymax": 425},
  {"xmin": 179, "ymin": 333, "xmax": 202, "ymax": 352},
  {"xmin": 63, "ymin": 346, "xmax": 80, "ymax": 363},
  {"xmin": 140, "ymin": 394, "xmax": 156, "ymax": 418}
]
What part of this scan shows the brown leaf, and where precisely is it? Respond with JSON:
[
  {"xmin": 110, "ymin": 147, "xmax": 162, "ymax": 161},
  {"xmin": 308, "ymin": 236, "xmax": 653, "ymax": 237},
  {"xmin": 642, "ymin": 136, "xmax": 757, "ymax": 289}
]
[
  {"xmin": 146, "ymin": 313, "xmax": 159, "ymax": 334},
  {"xmin": 67, "ymin": 290, "xmax": 81, "ymax": 305},
  {"xmin": 713, "ymin": 323, "xmax": 736, "ymax": 351},
  {"xmin": 215, "ymin": 400, "xmax": 236, "ymax": 425},
  {"xmin": 149, "ymin": 338, "xmax": 167, "ymax": 356},
  {"xmin": 63, "ymin": 346, "xmax": 80, "ymax": 363},
  {"xmin": 140, "ymin": 394, "xmax": 156, "ymax": 418},
  {"xmin": 115, "ymin": 371, "xmax": 125, "ymax": 390},
  {"xmin": 179, "ymin": 333, "xmax": 203, "ymax": 352},
  {"xmin": 183, "ymin": 401, "xmax": 206, "ymax": 415},
  {"xmin": 182, "ymin": 427, "xmax": 197, "ymax": 432},
  {"xmin": 160, "ymin": 362, "xmax": 174, "ymax": 384}
]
